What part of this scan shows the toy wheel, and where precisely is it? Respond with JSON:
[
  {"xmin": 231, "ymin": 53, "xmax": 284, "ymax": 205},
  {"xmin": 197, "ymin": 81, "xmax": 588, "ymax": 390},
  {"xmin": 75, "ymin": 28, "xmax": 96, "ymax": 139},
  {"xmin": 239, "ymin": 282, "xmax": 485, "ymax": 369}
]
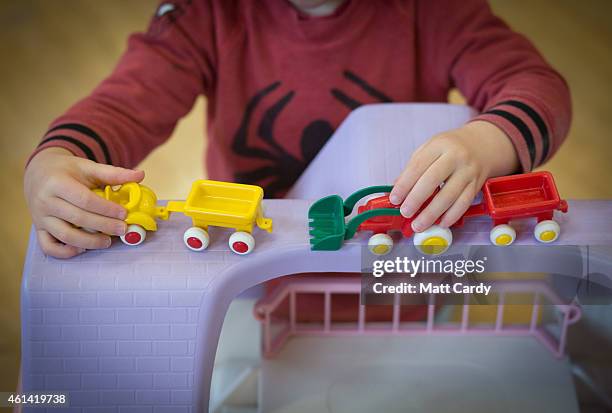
[
  {"xmin": 490, "ymin": 224, "xmax": 516, "ymax": 246},
  {"xmin": 534, "ymin": 220, "xmax": 560, "ymax": 243},
  {"xmin": 413, "ymin": 225, "xmax": 452, "ymax": 255},
  {"xmin": 183, "ymin": 227, "xmax": 210, "ymax": 251},
  {"xmin": 121, "ymin": 224, "xmax": 146, "ymax": 246},
  {"xmin": 368, "ymin": 233, "xmax": 394, "ymax": 256},
  {"xmin": 229, "ymin": 231, "xmax": 255, "ymax": 255}
]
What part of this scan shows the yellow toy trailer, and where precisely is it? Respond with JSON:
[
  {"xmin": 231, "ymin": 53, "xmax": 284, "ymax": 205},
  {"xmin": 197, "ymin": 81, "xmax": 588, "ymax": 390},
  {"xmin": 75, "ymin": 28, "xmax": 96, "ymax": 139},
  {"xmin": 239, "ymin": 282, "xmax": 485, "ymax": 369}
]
[
  {"xmin": 165, "ymin": 180, "xmax": 273, "ymax": 255},
  {"xmin": 93, "ymin": 182, "xmax": 169, "ymax": 246},
  {"xmin": 93, "ymin": 179, "xmax": 272, "ymax": 254}
]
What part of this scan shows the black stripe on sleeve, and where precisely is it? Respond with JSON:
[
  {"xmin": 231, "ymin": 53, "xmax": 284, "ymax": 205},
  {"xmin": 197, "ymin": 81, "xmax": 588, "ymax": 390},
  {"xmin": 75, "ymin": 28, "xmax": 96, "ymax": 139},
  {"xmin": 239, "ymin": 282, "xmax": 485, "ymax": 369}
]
[
  {"xmin": 38, "ymin": 135, "xmax": 98, "ymax": 162},
  {"xmin": 483, "ymin": 109, "xmax": 536, "ymax": 170},
  {"xmin": 496, "ymin": 100, "xmax": 550, "ymax": 164},
  {"xmin": 47, "ymin": 123, "xmax": 112, "ymax": 164}
]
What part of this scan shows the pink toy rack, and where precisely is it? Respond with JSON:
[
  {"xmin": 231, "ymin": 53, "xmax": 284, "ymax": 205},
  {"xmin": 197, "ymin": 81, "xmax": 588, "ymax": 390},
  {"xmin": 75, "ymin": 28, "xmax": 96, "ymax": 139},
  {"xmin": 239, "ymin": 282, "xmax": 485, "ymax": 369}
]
[{"xmin": 254, "ymin": 277, "xmax": 582, "ymax": 359}]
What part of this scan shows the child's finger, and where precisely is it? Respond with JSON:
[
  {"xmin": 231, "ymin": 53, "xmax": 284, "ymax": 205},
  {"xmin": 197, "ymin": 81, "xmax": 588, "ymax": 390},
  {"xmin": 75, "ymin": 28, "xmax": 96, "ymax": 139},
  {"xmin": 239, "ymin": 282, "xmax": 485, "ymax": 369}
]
[
  {"xmin": 439, "ymin": 183, "xmax": 478, "ymax": 228},
  {"xmin": 399, "ymin": 155, "xmax": 455, "ymax": 218},
  {"xmin": 47, "ymin": 197, "xmax": 127, "ymax": 236},
  {"xmin": 83, "ymin": 162, "xmax": 145, "ymax": 186},
  {"xmin": 58, "ymin": 180, "xmax": 126, "ymax": 220},
  {"xmin": 411, "ymin": 173, "xmax": 470, "ymax": 232},
  {"xmin": 390, "ymin": 148, "xmax": 440, "ymax": 205},
  {"xmin": 43, "ymin": 216, "xmax": 112, "ymax": 250},
  {"xmin": 37, "ymin": 229, "xmax": 84, "ymax": 259}
]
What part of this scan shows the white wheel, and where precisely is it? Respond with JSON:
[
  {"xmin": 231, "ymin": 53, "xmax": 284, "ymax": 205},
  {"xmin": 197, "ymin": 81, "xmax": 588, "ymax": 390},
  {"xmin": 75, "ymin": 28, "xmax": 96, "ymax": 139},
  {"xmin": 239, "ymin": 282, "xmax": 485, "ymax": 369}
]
[
  {"xmin": 413, "ymin": 225, "xmax": 452, "ymax": 255},
  {"xmin": 229, "ymin": 231, "xmax": 255, "ymax": 255},
  {"xmin": 183, "ymin": 227, "xmax": 210, "ymax": 251},
  {"xmin": 490, "ymin": 224, "xmax": 516, "ymax": 246},
  {"xmin": 121, "ymin": 224, "xmax": 146, "ymax": 246},
  {"xmin": 534, "ymin": 220, "xmax": 560, "ymax": 243},
  {"xmin": 368, "ymin": 233, "xmax": 394, "ymax": 256}
]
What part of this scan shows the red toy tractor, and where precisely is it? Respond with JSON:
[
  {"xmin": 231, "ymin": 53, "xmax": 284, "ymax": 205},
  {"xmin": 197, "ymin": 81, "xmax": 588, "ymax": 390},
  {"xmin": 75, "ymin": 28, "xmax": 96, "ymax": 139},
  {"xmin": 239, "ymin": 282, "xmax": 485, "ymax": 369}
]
[{"xmin": 308, "ymin": 171, "xmax": 568, "ymax": 255}]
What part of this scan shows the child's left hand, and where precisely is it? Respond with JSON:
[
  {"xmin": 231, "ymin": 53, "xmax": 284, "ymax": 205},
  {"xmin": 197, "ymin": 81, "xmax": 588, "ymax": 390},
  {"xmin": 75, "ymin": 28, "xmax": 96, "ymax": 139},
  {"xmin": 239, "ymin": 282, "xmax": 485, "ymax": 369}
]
[{"xmin": 389, "ymin": 121, "xmax": 519, "ymax": 232}]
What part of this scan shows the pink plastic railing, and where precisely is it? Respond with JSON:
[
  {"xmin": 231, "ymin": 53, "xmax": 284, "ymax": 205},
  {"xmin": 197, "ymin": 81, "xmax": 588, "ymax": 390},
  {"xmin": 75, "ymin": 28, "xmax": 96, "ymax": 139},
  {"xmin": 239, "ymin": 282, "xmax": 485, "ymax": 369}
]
[{"xmin": 253, "ymin": 277, "xmax": 582, "ymax": 359}]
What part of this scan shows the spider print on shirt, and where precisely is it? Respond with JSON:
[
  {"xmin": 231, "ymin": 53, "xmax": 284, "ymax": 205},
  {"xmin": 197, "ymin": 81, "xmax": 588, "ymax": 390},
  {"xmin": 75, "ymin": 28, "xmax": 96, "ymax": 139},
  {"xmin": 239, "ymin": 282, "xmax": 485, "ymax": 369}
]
[{"xmin": 231, "ymin": 70, "xmax": 392, "ymax": 197}]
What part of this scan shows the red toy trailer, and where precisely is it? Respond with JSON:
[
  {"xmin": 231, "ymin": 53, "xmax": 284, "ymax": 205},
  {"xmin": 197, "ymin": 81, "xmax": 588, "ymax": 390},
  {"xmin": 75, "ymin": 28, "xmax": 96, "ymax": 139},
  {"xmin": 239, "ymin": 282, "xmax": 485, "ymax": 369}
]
[{"xmin": 308, "ymin": 171, "xmax": 568, "ymax": 255}]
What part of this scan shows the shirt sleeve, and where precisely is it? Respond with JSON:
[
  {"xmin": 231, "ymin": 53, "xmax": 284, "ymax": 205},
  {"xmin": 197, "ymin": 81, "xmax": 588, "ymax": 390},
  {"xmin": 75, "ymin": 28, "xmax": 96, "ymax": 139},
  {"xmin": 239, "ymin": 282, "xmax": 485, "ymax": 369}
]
[
  {"xmin": 417, "ymin": 0, "xmax": 572, "ymax": 171},
  {"xmin": 29, "ymin": 0, "xmax": 217, "ymax": 169}
]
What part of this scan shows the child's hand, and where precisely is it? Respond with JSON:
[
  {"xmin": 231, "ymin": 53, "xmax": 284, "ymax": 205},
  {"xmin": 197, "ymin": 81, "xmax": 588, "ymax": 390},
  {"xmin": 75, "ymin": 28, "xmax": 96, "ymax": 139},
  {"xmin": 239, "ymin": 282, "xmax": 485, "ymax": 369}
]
[
  {"xmin": 24, "ymin": 148, "xmax": 145, "ymax": 258},
  {"xmin": 389, "ymin": 121, "xmax": 519, "ymax": 232}
]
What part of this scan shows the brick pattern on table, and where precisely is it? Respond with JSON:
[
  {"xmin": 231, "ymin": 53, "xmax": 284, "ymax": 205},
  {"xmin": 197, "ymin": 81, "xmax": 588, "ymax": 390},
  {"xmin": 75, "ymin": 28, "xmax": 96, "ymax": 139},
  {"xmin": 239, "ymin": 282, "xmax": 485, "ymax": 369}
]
[
  {"xmin": 21, "ymin": 197, "xmax": 612, "ymax": 413},
  {"xmin": 22, "ymin": 210, "xmax": 227, "ymax": 413},
  {"xmin": 22, "ymin": 199, "xmax": 314, "ymax": 413}
]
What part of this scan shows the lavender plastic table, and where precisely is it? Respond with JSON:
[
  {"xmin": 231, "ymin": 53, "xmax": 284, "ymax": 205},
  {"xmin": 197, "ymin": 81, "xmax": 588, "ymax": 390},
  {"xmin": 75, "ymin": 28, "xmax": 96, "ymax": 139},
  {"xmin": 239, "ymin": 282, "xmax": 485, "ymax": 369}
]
[{"xmin": 20, "ymin": 104, "xmax": 612, "ymax": 412}]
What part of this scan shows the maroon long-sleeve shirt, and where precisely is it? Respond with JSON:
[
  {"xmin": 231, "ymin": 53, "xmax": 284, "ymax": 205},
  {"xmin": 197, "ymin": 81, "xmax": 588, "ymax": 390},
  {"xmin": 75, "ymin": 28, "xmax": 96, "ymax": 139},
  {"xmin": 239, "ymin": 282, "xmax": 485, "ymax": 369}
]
[{"xmin": 32, "ymin": 0, "xmax": 571, "ymax": 197}]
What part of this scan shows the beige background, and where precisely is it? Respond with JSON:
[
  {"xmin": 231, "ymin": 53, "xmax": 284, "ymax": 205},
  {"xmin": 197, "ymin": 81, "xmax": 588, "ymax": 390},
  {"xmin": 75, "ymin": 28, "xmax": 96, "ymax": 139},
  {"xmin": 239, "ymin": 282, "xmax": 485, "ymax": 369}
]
[{"xmin": 0, "ymin": 0, "xmax": 611, "ymax": 393}]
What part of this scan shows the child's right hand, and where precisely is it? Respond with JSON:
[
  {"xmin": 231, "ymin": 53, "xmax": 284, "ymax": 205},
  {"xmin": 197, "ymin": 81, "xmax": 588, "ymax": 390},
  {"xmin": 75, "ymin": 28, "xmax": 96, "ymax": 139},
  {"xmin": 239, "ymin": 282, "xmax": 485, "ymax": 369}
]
[{"xmin": 24, "ymin": 148, "xmax": 145, "ymax": 258}]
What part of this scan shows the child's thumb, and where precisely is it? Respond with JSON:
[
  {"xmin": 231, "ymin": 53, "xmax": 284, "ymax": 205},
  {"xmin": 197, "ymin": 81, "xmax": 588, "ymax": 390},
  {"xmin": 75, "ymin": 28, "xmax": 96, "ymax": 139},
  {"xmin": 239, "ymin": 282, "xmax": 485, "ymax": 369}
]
[{"xmin": 87, "ymin": 163, "xmax": 145, "ymax": 186}]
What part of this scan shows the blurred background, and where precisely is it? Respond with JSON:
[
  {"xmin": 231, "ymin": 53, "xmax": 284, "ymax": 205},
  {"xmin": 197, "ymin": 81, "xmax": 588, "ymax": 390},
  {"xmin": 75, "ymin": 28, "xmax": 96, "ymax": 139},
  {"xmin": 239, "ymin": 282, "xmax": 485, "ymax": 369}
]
[{"xmin": 0, "ymin": 0, "xmax": 611, "ymax": 400}]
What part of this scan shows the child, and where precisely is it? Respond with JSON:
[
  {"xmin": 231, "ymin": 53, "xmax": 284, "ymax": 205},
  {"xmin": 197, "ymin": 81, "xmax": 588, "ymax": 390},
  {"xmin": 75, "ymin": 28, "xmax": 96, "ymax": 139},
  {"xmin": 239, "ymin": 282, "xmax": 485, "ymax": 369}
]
[{"xmin": 24, "ymin": 0, "xmax": 571, "ymax": 258}]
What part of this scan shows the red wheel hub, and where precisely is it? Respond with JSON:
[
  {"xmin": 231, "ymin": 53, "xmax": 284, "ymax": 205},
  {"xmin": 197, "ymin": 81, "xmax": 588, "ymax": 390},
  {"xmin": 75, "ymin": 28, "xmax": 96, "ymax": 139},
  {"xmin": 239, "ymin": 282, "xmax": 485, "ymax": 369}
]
[
  {"xmin": 232, "ymin": 241, "xmax": 249, "ymax": 254},
  {"xmin": 187, "ymin": 237, "xmax": 203, "ymax": 249},
  {"xmin": 124, "ymin": 232, "xmax": 141, "ymax": 245}
]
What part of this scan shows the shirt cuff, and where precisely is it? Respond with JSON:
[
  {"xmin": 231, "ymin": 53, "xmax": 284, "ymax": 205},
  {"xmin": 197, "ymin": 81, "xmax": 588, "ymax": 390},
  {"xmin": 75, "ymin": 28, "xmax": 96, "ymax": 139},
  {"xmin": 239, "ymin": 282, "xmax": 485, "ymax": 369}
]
[
  {"xmin": 26, "ymin": 122, "xmax": 114, "ymax": 168},
  {"xmin": 470, "ymin": 99, "xmax": 552, "ymax": 172}
]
